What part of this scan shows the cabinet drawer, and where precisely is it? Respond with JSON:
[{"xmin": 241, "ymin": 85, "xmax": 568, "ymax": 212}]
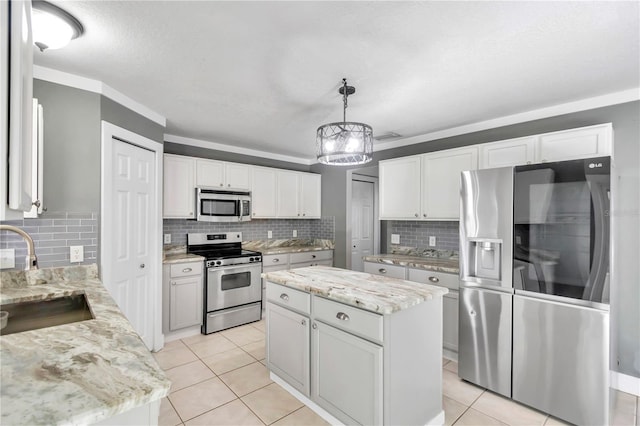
[
  {"xmin": 169, "ymin": 262, "xmax": 203, "ymax": 278},
  {"xmin": 313, "ymin": 296, "xmax": 383, "ymax": 343},
  {"xmin": 290, "ymin": 259, "xmax": 333, "ymax": 269},
  {"xmin": 289, "ymin": 250, "xmax": 333, "ymax": 264},
  {"xmin": 363, "ymin": 261, "xmax": 406, "ymax": 279},
  {"xmin": 263, "ymin": 253, "xmax": 290, "ymax": 266},
  {"xmin": 408, "ymin": 268, "xmax": 459, "ymax": 290},
  {"xmin": 266, "ymin": 282, "xmax": 310, "ymax": 315}
]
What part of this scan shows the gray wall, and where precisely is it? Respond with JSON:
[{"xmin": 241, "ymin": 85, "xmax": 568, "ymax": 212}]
[
  {"xmin": 101, "ymin": 97, "xmax": 165, "ymax": 144},
  {"xmin": 316, "ymin": 100, "xmax": 640, "ymax": 379}
]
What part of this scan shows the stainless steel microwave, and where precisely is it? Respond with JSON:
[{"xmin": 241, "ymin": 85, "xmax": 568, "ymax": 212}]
[{"xmin": 196, "ymin": 188, "xmax": 251, "ymax": 222}]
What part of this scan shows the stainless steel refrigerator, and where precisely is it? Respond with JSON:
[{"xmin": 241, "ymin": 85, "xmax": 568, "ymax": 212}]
[{"xmin": 459, "ymin": 158, "xmax": 610, "ymax": 425}]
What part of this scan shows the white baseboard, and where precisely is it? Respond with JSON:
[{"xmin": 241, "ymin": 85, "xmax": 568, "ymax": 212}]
[
  {"xmin": 610, "ymin": 370, "xmax": 640, "ymax": 396},
  {"xmin": 443, "ymin": 348, "xmax": 458, "ymax": 363}
]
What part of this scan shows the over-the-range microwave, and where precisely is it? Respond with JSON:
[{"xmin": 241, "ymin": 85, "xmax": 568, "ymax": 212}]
[{"xmin": 195, "ymin": 187, "xmax": 251, "ymax": 222}]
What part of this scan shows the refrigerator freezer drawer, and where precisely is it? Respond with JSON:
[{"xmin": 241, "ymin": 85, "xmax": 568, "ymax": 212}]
[
  {"xmin": 512, "ymin": 295, "xmax": 609, "ymax": 425},
  {"xmin": 458, "ymin": 287, "xmax": 512, "ymax": 397}
]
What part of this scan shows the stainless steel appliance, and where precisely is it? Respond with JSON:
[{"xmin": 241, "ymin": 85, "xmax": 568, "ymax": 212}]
[
  {"xmin": 187, "ymin": 232, "xmax": 262, "ymax": 334},
  {"xmin": 195, "ymin": 188, "xmax": 251, "ymax": 222},
  {"xmin": 512, "ymin": 157, "xmax": 610, "ymax": 425},
  {"xmin": 459, "ymin": 166, "xmax": 514, "ymax": 398}
]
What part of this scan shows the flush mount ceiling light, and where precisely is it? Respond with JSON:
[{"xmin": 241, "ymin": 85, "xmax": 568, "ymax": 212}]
[
  {"xmin": 32, "ymin": 0, "xmax": 84, "ymax": 52},
  {"xmin": 316, "ymin": 78, "xmax": 373, "ymax": 166}
]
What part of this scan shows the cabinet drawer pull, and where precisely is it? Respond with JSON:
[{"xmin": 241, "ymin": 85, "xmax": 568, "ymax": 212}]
[
  {"xmin": 428, "ymin": 276, "xmax": 439, "ymax": 283},
  {"xmin": 182, "ymin": 267, "xmax": 193, "ymax": 273},
  {"xmin": 280, "ymin": 293, "xmax": 289, "ymax": 301},
  {"xmin": 311, "ymin": 255, "xmax": 316, "ymax": 259},
  {"xmin": 272, "ymin": 258, "xmax": 280, "ymax": 262},
  {"xmin": 336, "ymin": 312, "xmax": 350, "ymax": 321},
  {"xmin": 379, "ymin": 268, "xmax": 387, "ymax": 274}
]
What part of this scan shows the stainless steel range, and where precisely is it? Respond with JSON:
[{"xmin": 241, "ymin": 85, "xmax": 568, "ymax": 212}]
[{"xmin": 187, "ymin": 232, "xmax": 262, "ymax": 334}]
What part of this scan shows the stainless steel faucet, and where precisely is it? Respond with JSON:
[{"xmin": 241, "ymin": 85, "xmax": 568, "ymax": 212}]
[{"xmin": 0, "ymin": 225, "xmax": 38, "ymax": 270}]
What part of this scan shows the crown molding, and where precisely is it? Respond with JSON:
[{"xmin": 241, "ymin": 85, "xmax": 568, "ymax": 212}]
[
  {"xmin": 33, "ymin": 65, "xmax": 166, "ymax": 126},
  {"xmin": 164, "ymin": 134, "xmax": 314, "ymax": 166}
]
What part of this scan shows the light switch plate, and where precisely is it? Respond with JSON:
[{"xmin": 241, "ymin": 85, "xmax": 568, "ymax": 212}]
[
  {"xmin": 164, "ymin": 234, "xmax": 172, "ymax": 244},
  {"xmin": 267, "ymin": 230, "xmax": 273, "ymax": 239},
  {"xmin": 293, "ymin": 230, "xmax": 297, "ymax": 237},
  {"xmin": 0, "ymin": 249, "xmax": 15, "ymax": 269},
  {"xmin": 391, "ymin": 234, "xmax": 400, "ymax": 244},
  {"xmin": 70, "ymin": 246, "xmax": 84, "ymax": 263},
  {"xmin": 429, "ymin": 236, "xmax": 437, "ymax": 247}
]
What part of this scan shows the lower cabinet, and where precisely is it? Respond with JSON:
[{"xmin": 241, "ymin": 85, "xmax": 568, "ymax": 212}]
[
  {"xmin": 363, "ymin": 261, "xmax": 406, "ymax": 279},
  {"xmin": 312, "ymin": 321, "xmax": 383, "ymax": 425},
  {"xmin": 442, "ymin": 291, "xmax": 459, "ymax": 353},
  {"xmin": 162, "ymin": 261, "xmax": 204, "ymax": 333}
]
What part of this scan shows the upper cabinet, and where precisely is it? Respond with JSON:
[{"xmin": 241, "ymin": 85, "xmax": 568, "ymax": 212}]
[
  {"xmin": 479, "ymin": 124, "xmax": 612, "ymax": 169},
  {"xmin": 251, "ymin": 167, "xmax": 277, "ymax": 218},
  {"xmin": 300, "ymin": 173, "xmax": 321, "ymax": 218},
  {"xmin": 380, "ymin": 147, "xmax": 477, "ymax": 221},
  {"xmin": 164, "ymin": 154, "xmax": 196, "ymax": 219},
  {"xmin": 196, "ymin": 159, "xmax": 251, "ymax": 190},
  {"xmin": 276, "ymin": 170, "xmax": 322, "ymax": 219}
]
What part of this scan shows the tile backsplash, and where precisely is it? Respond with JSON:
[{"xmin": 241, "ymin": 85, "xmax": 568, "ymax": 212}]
[
  {"xmin": 387, "ymin": 220, "xmax": 459, "ymax": 251},
  {"xmin": 163, "ymin": 216, "xmax": 335, "ymax": 246},
  {"xmin": 0, "ymin": 212, "xmax": 98, "ymax": 270}
]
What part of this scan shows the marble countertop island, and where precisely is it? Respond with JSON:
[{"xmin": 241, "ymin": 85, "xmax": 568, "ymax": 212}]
[
  {"xmin": 262, "ymin": 265, "xmax": 448, "ymax": 315},
  {"xmin": 0, "ymin": 265, "xmax": 170, "ymax": 425}
]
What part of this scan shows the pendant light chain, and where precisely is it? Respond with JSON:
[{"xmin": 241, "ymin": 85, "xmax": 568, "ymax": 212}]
[{"xmin": 343, "ymin": 78, "xmax": 348, "ymax": 123}]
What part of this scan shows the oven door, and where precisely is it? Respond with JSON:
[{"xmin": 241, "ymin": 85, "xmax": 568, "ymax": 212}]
[{"xmin": 207, "ymin": 263, "xmax": 262, "ymax": 311}]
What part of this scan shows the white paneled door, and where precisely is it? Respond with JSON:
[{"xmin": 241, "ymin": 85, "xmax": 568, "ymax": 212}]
[
  {"xmin": 111, "ymin": 139, "xmax": 155, "ymax": 348},
  {"xmin": 351, "ymin": 180, "xmax": 374, "ymax": 272}
]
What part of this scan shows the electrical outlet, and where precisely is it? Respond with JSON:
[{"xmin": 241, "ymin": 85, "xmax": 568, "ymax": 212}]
[
  {"xmin": 0, "ymin": 249, "xmax": 15, "ymax": 269},
  {"xmin": 293, "ymin": 230, "xmax": 297, "ymax": 237},
  {"xmin": 70, "ymin": 246, "xmax": 84, "ymax": 263},
  {"xmin": 267, "ymin": 230, "xmax": 273, "ymax": 239},
  {"xmin": 429, "ymin": 236, "xmax": 436, "ymax": 247},
  {"xmin": 164, "ymin": 234, "xmax": 172, "ymax": 244},
  {"xmin": 391, "ymin": 234, "xmax": 400, "ymax": 245}
]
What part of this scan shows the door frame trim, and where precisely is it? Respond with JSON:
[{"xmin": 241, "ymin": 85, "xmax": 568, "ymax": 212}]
[
  {"xmin": 100, "ymin": 121, "xmax": 164, "ymax": 351},
  {"xmin": 346, "ymin": 171, "xmax": 379, "ymax": 270}
]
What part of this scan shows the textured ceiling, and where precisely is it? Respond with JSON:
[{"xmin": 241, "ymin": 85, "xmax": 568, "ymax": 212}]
[{"xmin": 34, "ymin": 1, "xmax": 640, "ymax": 161}]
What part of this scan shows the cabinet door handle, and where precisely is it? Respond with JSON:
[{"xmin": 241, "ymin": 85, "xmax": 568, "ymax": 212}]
[
  {"xmin": 423, "ymin": 213, "xmax": 427, "ymax": 218},
  {"xmin": 140, "ymin": 263, "xmax": 145, "ymax": 269},
  {"xmin": 182, "ymin": 267, "xmax": 193, "ymax": 273},
  {"xmin": 336, "ymin": 312, "xmax": 350, "ymax": 321},
  {"xmin": 219, "ymin": 183, "xmax": 223, "ymax": 186},
  {"xmin": 312, "ymin": 323, "xmax": 317, "ymax": 330},
  {"xmin": 171, "ymin": 281, "xmax": 176, "ymax": 286},
  {"xmin": 379, "ymin": 268, "xmax": 387, "ymax": 274},
  {"xmin": 280, "ymin": 293, "xmax": 289, "ymax": 301},
  {"xmin": 227, "ymin": 183, "xmax": 231, "ymax": 187},
  {"xmin": 32, "ymin": 200, "xmax": 41, "ymax": 208},
  {"xmin": 415, "ymin": 213, "xmax": 419, "ymax": 218},
  {"xmin": 301, "ymin": 319, "xmax": 306, "ymax": 325},
  {"xmin": 311, "ymin": 255, "xmax": 316, "ymax": 259},
  {"xmin": 428, "ymin": 276, "xmax": 440, "ymax": 283}
]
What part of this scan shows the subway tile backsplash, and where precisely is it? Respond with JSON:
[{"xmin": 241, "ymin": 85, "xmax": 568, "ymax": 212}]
[
  {"xmin": 163, "ymin": 216, "xmax": 335, "ymax": 246},
  {"xmin": 387, "ymin": 220, "xmax": 459, "ymax": 251},
  {"xmin": 0, "ymin": 212, "xmax": 98, "ymax": 270}
]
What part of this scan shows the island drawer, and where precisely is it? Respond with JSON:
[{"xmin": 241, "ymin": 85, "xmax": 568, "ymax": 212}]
[
  {"xmin": 313, "ymin": 296, "xmax": 383, "ymax": 343},
  {"xmin": 363, "ymin": 261, "xmax": 406, "ymax": 279},
  {"xmin": 408, "ymin": 269, "xmax": 459, "ymax": 290},
  {"xmin": 263, "ymin": 253, "xmax": 290, "ymax": 266},
  {"xmin": 289, "ymin": 250, "xmax": 333, "ymax": 264},
  {"xmin": 266, "ymin": 282, "xmax": 310, "ymax": 315},
  {"xmin": 169, "ymin": 262, "xmax": 203, "ymax": 278}
]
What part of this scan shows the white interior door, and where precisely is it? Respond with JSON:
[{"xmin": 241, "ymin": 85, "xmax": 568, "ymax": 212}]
[
  {"xmin": 351, "ymin": 180, "xmax": 374, "ymax": 272},
  {"xmin": 102, "ymin": 122, "xmax": 162, "ymax": 352}
]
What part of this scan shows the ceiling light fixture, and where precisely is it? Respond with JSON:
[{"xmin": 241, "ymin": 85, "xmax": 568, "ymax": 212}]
[
  {"xmin": 32, "ymin": 0, "xmax": 84, "ymax": 52},
  {"xmin": 316, "ymin": 78, "xmax": 373, "ymax": 166}
]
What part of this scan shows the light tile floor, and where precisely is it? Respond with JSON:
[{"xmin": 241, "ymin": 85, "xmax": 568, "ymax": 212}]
[{"xmin": 156, "ymin": 321, "xmax": 639, "ymax": 426}]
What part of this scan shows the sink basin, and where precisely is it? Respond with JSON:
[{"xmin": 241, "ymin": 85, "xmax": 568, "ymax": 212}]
[{"xmin": 0, "ymin": 293, "xmax": 94, "ymax": 336}]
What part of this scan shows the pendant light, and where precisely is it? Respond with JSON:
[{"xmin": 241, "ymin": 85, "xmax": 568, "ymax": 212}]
[
  {"xmin": 316, "ymin": 78, "xmax": 373, "ymax": 166},
  {"xmin": 32, "ymin": 0, "xmax": 84, "ymax": 52}
]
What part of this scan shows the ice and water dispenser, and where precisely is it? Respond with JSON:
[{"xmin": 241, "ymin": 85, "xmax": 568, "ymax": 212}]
[{"xmin": 463, "ymin": 238, "xmax": 502, "ymax": 282}]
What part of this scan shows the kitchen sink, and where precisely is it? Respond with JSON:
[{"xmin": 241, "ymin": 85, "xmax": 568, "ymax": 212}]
[{"xmin": 0, "ymin": 293, "xmax": 94, "ymax": 336}]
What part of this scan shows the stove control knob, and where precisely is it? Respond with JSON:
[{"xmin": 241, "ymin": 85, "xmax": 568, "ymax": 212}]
[
  {"xmin": 215, "ymin": 260, "xmax": 222, "ymax": 266},
  {"xmin": 249, "ymin": 257, "xmax": 254, "ymax": 262}
]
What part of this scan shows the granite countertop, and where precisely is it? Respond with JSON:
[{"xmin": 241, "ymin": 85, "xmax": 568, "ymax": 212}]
[
  {"xmin": 0, "ymin": 265, "xmax": 170, "ymax": 425},
  {"xmin": 163, "ymin": 253, "xmax": 205, "ymax": 264},
  {"xmin": 363, "ymin": 254, "xmax": 460, "ymax": 274},
  {"xmin": 262, "ymin": 265, "xmax": 448, "ymax": 315},
  {"xmin": 258, "ymin": 245, "xmax": 334, "ymax": 255},
  {"xmin": 243, "ymin": 238, "xmax": 334, "ymax": 256}
]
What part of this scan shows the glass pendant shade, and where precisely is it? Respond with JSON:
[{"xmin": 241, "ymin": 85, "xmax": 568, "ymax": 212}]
[{"xmin": 316, "ymin": 121, "xmax": 373, "ymax": 165}]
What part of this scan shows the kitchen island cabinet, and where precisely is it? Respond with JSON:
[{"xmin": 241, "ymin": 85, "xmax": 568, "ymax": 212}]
[{"xmin": 264, "ymin": 266, "xmax": 447, "ymax": 426}]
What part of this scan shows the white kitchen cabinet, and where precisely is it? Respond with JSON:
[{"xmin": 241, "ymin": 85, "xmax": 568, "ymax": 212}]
[
  {"xmin": 162, "ymin": 260, "xmax": 204, "ymax": 333},
  {"xmin": 196, "ymin": 159, "xmax": 251, "ymax": 190},
  {"xmin": 363, "ymin": 261, "xmax": 407, "ymax": 279},
  {"xmin": 312, "ymin": 320, "xmax": 383, "ymax": 425},
  {"xmin": 422, "ymin": 146, "xmax": 478, "ymax": 220},
  {"xmin": 479, "ymin": 137, "xmax": 536, "ymax": 169},
  {"xmin": 442, "ymin": 291, "xmax": 459, "ymax": 353},
  {"xmin": 289, "ymin": 251, "xmax": 333, "ymax": 269},
  {"xmin": 163, "ymin": 154, "xmax": 196, "ymax": 218},
  {"xmin": 24, "ymin": 99, "xmax": 44, "ymax": 218},
  {"xmin": 537, "ymin": 123, "xmax": 611, "ymax": 162},
  {"xmin": 379, "ymin": 155, "xmax": 422, "ymax": 219},
  {"xmin": 276, "ymin": 170, "xmax": 300, "ymax": 218},
  {"xmin": 299, "ymin": 173, "xmax": 321, "ymax": 218},
  {"xmin": 267, "ymin": 302, "xmax": 310, "ymax": 396},
  {"xmin": 251, "ymin": 166, "xmax": 277, "ymax": 218}
]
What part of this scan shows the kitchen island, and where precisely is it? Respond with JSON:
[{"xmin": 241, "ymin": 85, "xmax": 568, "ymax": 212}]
[
  {"xmin": 263, "ymin": 266, "xmax": 448, "ymax": 426},
  {"xmin": 0, "ymin": 265, "xmax": 170, "ymax": 425}
]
